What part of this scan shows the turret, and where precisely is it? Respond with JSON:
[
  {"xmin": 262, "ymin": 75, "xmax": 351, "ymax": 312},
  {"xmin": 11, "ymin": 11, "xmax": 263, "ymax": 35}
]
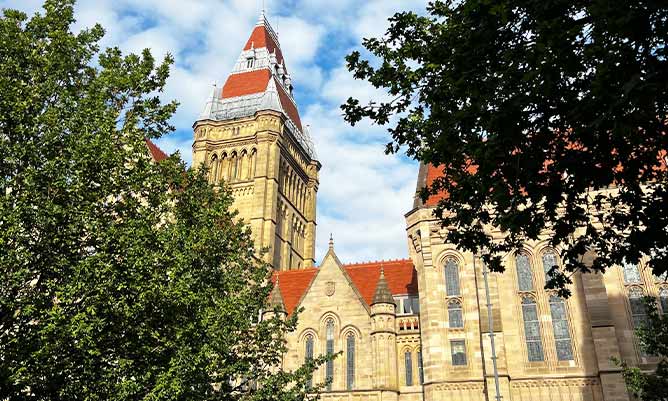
[{"xmin": 370, "ymin": 267, "xmax": 398, "ymax": 390}]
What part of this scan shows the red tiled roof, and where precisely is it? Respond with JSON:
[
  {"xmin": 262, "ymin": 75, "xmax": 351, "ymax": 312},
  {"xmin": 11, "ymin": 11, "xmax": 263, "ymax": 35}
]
[
  {"xmin": 244, "ymin": 25, "xmax": 284, "ymax": 65},
  {"xmin": 273, "ymin": 268, "xmax": 317, "ymax": 315},
  {"xmin": 275, "ymin": 77, "xmax": 302, "ymax": 130},
  {"xmin": 222, "ymin": 69, "xmax": 271, "ymax": 98},
  {"xmin": 272, "ymin": 259, "xmax": 417, "ymax": 315},
  {"xmin": 424, "ymin": 163, "xmax": 478, "ymax": 206},
  {"xmin": 145, "ymin": 138, "xmax": 168, "ymax": 162},
  {"xmin": 345, "ymin": 259, "xmax": 418, "ymax": 305}
]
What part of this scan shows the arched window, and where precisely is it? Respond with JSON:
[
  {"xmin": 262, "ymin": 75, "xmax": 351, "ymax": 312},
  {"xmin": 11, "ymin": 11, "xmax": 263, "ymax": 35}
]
[
  {"xmin": 210, "ymin": 154, "xmax": 218, "ymax": 184},
  {"xmin": 660, "ymin": 288, "xmax": 668, "ymax": 315},
  {"xmin": 346, "ymin": 333, "xmax": 355, "ymax": 390},
  {"xmin": 448, "ymin": 300, "xmax": 463, "ymax": 328},
  {"xmin": 516, "ymin": 253, "xmax": 534, "ymax": 292},
  {"xmin": 325, "ymin": 319, "xmax": 334, "ymax": 390},
  {"xmin": 521, "ymin": 296, "xmax": 544, "ymax": 361},
  {"xmin": 628, "ymin": 287, "xmax": 647, "ymax": 328},
  {"xmin": 231, "ymin": 153, "xmax": 239, "ymax": 181},
  {"xmin": 549, "ymin": 296, "xmax": 574, "ymax": 361},
  {"xmin": 623, "ymin": 260, "xmax": 641, "ymax": 284},
  {"xmin": 542, "ymin": 251, "xmax": 558, "ymax": 283},
  {"xmin": 404, "ymin": 351, "xmax": 413, "ymax": 386},
  {"xmin": 417, "ymin": 351, "xmax": 424, "ymax": 385},
  {"xmin": 305, "ymin": 334, "xmax": 314, "ymax": 389},
  {"xmin": 444, "ymin": 257, "xmax": 460, "ymax": 296}
]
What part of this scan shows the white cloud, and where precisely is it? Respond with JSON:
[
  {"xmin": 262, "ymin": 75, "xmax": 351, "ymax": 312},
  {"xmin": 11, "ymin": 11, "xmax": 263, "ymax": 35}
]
[{"xmin": 1, "ymin": 0, "xmax": 427, "ymax": 264}]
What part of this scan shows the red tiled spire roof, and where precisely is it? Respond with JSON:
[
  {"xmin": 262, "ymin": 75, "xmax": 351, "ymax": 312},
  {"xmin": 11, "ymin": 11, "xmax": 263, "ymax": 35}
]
[
  {"xmin": 222, "ymin": 69, "xmax": 271, "ymax": 99},
  {"xmin": 243, "ymin": 24, "xmax": 284, "ymax": 66},
  {"xmin": 198, "ymin": 12, "xmax": 315, "ymax": 159}
]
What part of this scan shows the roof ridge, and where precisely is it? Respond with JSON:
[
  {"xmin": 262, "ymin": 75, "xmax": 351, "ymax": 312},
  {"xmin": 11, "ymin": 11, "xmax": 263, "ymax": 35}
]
[{"xmin": 344, "ymin": 258, "xmax": 412, "ymax": 267}]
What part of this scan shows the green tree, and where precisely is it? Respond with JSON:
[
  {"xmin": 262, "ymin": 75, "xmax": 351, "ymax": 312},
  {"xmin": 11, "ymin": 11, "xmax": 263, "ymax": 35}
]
[
  {"xmin": 0, "ymin": 1, "xmax": 325, "ymax": 400},
  {"xmin": 342, "ymin": 0, "xmax": 668, "ymax": 295},
  {"xmin": 616, "ymin": 300, "xmax": 668, "ymax": 401}
]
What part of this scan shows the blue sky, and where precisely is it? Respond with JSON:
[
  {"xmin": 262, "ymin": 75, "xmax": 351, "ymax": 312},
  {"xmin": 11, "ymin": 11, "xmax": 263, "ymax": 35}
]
[{"xmin": 1, "ymin": 0, "xmax": 429, "ymax": 264}]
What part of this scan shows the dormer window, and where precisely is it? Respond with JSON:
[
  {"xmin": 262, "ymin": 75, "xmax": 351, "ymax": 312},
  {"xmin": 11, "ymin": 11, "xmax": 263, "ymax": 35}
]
[{"xmin": 246, "ymin": 57, "xmax": 254, "ymax": 69}]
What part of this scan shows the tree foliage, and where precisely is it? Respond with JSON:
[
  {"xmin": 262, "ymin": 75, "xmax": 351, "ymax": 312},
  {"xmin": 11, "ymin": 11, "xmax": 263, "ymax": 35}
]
[
  {"xmin": 0, "ymin": 1, "xmax": 323, "ymax": 400},
  {"xmin": 343, "ymin": 0, "xmax": 668, "ymax": 295},
  {"xmin": 616, "ymin": 300, "xmax": 668, "ymax": 401}
]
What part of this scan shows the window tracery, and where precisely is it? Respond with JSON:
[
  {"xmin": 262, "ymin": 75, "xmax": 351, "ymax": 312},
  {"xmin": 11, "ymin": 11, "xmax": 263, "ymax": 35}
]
[
  {"xmin": 516, "ymin": 253, "xmax": 534, "ymax": 292},
  {"xmin": 448, "ymin": 300, "xmax": 463, "ymax": 328},
  {"xmin": 346, "ymin": 333, "xmax": 355, "ymax": 390},
  {"xmin": 325, "ymin": 319, "xmax": 334, "ymax": 390},
  {"xmin": 549, "ymin": 296, "xmax": 574, "ymax": 361},
  {"xmin": 521, "ymin": 296, "xmax": 544, "ymax": 362},
  {"xmin": 444, "ymin": 257, "xmax": 460, "ymax": 296}
]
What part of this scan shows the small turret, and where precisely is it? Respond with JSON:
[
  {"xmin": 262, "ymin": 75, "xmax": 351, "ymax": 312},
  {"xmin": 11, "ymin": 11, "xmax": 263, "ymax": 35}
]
[
  {"xmin": 372, "ymin": 267, "xmax": 394, "ymax": 305},
  {"xmin": 370, "ymin": 266, "xmax": 398, "ymax": 390}
]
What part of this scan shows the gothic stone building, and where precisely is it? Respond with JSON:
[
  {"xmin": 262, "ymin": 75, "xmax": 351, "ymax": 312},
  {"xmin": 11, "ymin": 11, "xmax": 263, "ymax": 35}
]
[{"xmin": 183, "ymin": 13, "xmax": 667, "ymax": 401}]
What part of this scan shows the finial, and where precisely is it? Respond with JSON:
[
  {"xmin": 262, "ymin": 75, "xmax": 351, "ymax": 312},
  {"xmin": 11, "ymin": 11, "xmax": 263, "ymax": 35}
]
[
  {"xmin": 380, "ymin": 266, "xmax": 385, "ymax": 277},
  {"xmin": 329, "ymin": 233, "xmax": 334, "ymax": 250}
]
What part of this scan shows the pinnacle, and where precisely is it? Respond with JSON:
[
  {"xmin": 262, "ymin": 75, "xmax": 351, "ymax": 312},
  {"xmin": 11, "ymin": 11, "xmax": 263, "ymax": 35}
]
[{"xmin": 372, "ymin": 267, "xmax": 394, "ymax": 305}]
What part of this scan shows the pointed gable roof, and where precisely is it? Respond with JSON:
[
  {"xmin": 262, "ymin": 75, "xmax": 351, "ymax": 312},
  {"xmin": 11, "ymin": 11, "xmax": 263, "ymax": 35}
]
[
  {"xmin": 145, "ymin": 138, "xmax": 168, "ymax": 162},
  {"xmin": 272, "ymin": 268, "xmax": 318, "ymax": 316},
  {"xmin": 272, "ymin": 258, "xmax": 417, "ymax": 316}
]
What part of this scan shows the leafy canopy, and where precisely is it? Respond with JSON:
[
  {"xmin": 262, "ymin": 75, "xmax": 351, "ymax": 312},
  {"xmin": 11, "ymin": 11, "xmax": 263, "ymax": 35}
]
[
  {"xmin": 616, "ymin": 300, "xmax": 668, "ymax": 401},
  {"xmin": 343, "ymin": 0, "xmax": 668, "ymax": 295},
  {"xmin": 0, "ymin": 1, "xmax": 323, "ymax": 400}
]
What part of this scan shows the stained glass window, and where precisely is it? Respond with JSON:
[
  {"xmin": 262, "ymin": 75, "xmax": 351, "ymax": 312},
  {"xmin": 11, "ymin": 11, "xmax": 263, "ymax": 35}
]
[
  {"xmin": 326, "ymin": 320, "xmax": 334, "ymax": 390},
  {"xmin": 542, "ymin": 251, "xmax": 558, "ymax": 283},
  {"xmin": 661, "ymin": 288, "xmax": 668, "ymax": 315},
  {"xmin": 628, "ymin": 287, "xmax": 648, "ymax": 328},
  {"xmin": 549, "ymin": 296, "xmax": 574, "ymax": 361},
  {"xmin": 346, "ymin": 333, "xmax": 355, "ymax": 390},
  {"xmin": 404, "ymin": 351, "xmax": 413, "ymax": 386},
  {"xmin": 451, "ymin": 340, "xmax": 467, "ymax": 366},
  {"xmin": 417, "ymin": 351, "xmax": 424, "ymax": 385},
  {"xmin": 305, "ymin": 335, "xmax": 314, "ymax": 389},
  {"xmin": 448, "ymin": 300, "xmax": 463, "ymax": 328},
  {"xmin": 521, "ymin": 296, "xmax": 544, "ymax": 361},
  {"xmin": 516, "ymin": 254, "xmax": 534, "ymax": 292},
  {"xmin": 623, "ymin": 261, "xmax": 641, "ymax": 284},
  {"xmin": 445, "ymin": 258, "xmax": 460, "ymax": 296}
]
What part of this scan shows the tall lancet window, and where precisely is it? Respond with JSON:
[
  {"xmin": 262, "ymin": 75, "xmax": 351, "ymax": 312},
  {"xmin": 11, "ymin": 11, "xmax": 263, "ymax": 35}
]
[
  {"xmin": 325, "ymin": 319, "xmax": 334, "ymax": 390},
  {"xmin": 623, "ymin": 260, "xmax": 642, "ymax": 284},
  {"xmin": 404, "ymin": 351, "xmax": 413, "ymax": 386},
  {"xmin": 210, "ymin": 154, "xmax": 218, "ymax": 184},
  {"xmin": 549, "ymin": 296, "xmax": 574, "ymax": 360},
  {"xmin": 444, "ymin": 257, "xmax": 460, "ymax": 296},
  {"xmin": 516, "ymin": 253, "xmax": 534, "ymax": 292},
  {"xmin": 346, "ymin": 333, "xmax": 355, "ymax": 390},
  {"xmin": 304, "ymin": 334, "xmax": 314, "ymax": 389},
  {"xmin": 660, "ymin": 288, "xmax": 668, "ymax": 315},
  {"xmin": 542, "ymin": 250, "xmax": 558, "ymax": 284},
  {"xmin": 521, "ymin": 296, "xmax": 544, "ymax": 361},
  {"xmin": 629, "ymin": 287, "xmax": 648, "ymax": 328}
]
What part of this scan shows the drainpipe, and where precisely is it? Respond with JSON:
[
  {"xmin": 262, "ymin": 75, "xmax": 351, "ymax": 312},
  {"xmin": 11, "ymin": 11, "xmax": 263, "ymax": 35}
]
[
  {"xmin": 480, "ymin": 255, "xmax": 503, "ymax": 401},
  {"xmin": 473, "ymin": 257, "xmax": 490, "ymax": 401}
]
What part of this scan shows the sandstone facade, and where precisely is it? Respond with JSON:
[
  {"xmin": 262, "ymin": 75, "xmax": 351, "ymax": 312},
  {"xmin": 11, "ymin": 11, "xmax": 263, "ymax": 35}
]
[{"xmin": 188, "ymin": 13, "xmax": 666, "ymax": 401}]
